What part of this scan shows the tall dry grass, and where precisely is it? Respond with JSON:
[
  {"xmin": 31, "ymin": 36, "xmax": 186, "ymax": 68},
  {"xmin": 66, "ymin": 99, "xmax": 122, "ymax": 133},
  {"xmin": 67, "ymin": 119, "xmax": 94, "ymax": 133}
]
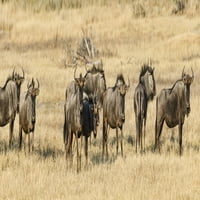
[{"xmin": 0, "ymin": 1, "xmax": 200, "ymax": 200}]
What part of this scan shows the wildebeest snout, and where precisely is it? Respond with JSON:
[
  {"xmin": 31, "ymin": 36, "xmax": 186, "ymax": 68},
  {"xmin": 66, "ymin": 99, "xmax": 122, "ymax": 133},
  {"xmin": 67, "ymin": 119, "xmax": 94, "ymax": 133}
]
[
  {"xmin": 186, "ymin": 104, "xmax": 190, "ymax": 115},
  {"xmin": 121, "ymin": 114, "xmax": 125, "ymax": 122},
  {"xmin": 32, "ymin": 117, "xmax": 35, "ymax": 124}
]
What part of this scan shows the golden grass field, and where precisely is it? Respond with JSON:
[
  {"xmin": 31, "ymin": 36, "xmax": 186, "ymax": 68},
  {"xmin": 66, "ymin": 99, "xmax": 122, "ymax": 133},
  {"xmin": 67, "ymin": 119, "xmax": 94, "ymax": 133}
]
[{"xmin": 0, "ymin": 1, "xmax": 200, "ymax": 199}]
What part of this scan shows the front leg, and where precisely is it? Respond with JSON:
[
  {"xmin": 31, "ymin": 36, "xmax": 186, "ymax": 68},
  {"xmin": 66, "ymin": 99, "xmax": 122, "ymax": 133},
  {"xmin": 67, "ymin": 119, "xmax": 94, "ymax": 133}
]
[
  {"xmin": 120, "ymin": 127, "xmax": 124, "ymax": 157},
  {"xmin": 178, "ymin": 123, "xmax": 183, "ymax": 156},
  {"xmin": 31, "ymin": 131, "xmax": 34, "ymax": 152},
  {"xmin": 9, "ymin": 119, "xmax": 14, "ymax": 148},
  {"xmin": 19, "ymin": 124, "xmax": 23, "ymax": 150}
]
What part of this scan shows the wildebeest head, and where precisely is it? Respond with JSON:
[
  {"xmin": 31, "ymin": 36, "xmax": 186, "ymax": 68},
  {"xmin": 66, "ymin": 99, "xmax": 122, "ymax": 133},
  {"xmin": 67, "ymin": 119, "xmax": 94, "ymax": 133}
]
[
  {"xmin": 114, "ymin": 74, "xmax": 130, "ymax": 125},
  {"xmin": 12, "ymin": 68, "xmax": 25, "ymax": 113},
  {"xmin": 139, "ymin": 62, "xmax": 156, "ymax": 101},
  {"xmin": 84, "ymin": 60, "xmax": 106, "ymax": 108},
  {"xmin": 27, "ymin": 78, "xmax": 40, "ymax": 124},
  {"xmin": 182, "ymin": 67, "xmax": 194, "ymax": 116}
]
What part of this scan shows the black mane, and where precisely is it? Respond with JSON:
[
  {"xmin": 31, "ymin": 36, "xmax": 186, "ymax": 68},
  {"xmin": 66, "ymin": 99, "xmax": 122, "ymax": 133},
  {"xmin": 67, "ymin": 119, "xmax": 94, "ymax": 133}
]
[
  {"xmin": 169, "ymin": 79, "xmax": 182, "ymax": 94},
  {"xmin": 2, "ymin": 75, "xmax": 14, "ymax": 89}
]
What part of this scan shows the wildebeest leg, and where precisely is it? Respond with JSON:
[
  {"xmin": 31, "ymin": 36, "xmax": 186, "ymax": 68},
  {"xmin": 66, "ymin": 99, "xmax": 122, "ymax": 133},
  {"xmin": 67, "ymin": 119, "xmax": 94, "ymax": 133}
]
[
  {"xmin": 178, "ymin": 123, "xmax": 183, "ymax": 156},
  {"xmin": 155, "ymin": 117, "xmax": 164, "ymax": 152},
  {"xmin": 139, "ymin": 118, "xmax": 143, "ymax": 153},
  {"xmin": 24, "ymin": 134, "xmax": 27, "ymax": 154},
  {"xmin": 85, "ymin": 136, "xmax": 88, "ymax": 167},
  {"xmin": 116, "ymin": 127, "xmax": 119, "ymax": 156},
  {"xmin": 65, "ymin": 125, "xmax": 71, "ymax": 168},
  {"xmin": 32, "ymin": 131, "xmax": 34, "ymax": 151},
  {"xmin": 80, "ymin": 134, "xmax": 83, "ymax": 171},
  {"xmin": 143, "ymin": 117, "xmax": 146, "ymax": 153},
  {"xmin": 76, "ymin": 132, "xmax": 80, "ymax": 173},
  {"xmin": 102, "ymin": 118, "xmax": 107, "ymax": 159},
  {"xmin": 135, "ymin": 117, "xmax": 139, "ymax": 153},
  {"xmin": 9, "ymin": 119, "xmax": 14, "ymax": 148},
  {"xmin": 28, "ymin": 133, "xmax": 31, "ymax": 153},
  {"xmin": 19, "ymin": 124, "xmax": 23, "ymax": 150},
  {"xmin": 120, "ymin": 127, "xmax": 123, "ymax": 157}
]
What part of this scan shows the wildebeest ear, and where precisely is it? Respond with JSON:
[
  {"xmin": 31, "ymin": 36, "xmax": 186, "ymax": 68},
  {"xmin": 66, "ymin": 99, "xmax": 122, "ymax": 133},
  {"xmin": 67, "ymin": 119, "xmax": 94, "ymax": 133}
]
[{"xmin": 35, "ymin": 88, "xmax": 40, "ymax": 96}]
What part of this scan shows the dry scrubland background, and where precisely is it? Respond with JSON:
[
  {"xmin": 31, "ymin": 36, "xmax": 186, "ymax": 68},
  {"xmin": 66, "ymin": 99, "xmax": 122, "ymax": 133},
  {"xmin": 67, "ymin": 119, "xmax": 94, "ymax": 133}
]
[{"xmin": 0, "ymin": 0, "xmax": 200, "ymax": 199}]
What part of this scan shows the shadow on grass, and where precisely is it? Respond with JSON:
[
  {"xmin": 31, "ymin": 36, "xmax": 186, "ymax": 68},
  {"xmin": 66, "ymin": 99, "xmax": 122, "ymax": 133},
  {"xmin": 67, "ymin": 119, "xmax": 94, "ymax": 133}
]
[
  {"xmin": 91, "ymin": 151, "xmax": 118, "ymax": 166},
  {"xmin": 34, "ymin": 144, "xmax": 64, "ymax": 160}
]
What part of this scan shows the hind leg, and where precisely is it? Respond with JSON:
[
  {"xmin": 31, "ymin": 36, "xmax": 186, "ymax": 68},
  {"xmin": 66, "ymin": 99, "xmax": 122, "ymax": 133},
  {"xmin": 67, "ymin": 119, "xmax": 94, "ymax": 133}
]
[
  {"xmin": 9, "ymin": 119, "xmax": 14, "ymax": 148},
  {"xmin": 116, "ymin": 127, "xmax": 119, "ymax": 156},
  {"xmin": 120, "ymin": 127, "xmax": 124, "ymax": 157},
  {"xmin": 135, "ymin": 117, "xmax": 139, "ymax": 153}
]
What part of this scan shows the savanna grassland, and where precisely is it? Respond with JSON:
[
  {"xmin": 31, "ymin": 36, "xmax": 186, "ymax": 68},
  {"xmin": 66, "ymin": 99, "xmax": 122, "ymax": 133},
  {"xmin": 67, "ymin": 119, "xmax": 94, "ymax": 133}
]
[{"xmin": 0, "ymin": 0, "xmax": 200, "ymax": 199}]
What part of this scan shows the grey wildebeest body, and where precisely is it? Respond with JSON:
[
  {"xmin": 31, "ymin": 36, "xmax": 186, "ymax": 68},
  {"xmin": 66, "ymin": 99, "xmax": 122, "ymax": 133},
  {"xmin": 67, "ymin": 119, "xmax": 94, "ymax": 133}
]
[
  {"xmin": 63, "ymin": 72, "xmax": 85, "ymax": 172},
  {"xmin": 83, "ymin": 63, "xmax": 106, "ymax": 140},
  {"xmin": 102, "ymin": 74, "xmax": 129, "ymax": 159},
  {"xmin": 19, "ymin": 78, "xmax": 39, "ymax": 152},
  {"xmin": 134, "ymin": 64, "xmax": 156, "ymax": 153},
  {"xmin": 155, "ymin": 68, "xmax": 194, "ymax": 155},
  {"xmin": 64, "ymin": 73, "xmax": 98, "ymax": 171},
  {"xmin": 0, "ymin": 69, "xmax": 24, "ymax": 147}
]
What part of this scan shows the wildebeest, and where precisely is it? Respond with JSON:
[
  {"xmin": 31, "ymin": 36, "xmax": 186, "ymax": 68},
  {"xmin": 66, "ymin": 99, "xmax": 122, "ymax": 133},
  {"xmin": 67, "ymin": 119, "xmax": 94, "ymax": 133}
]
[
  {"xmin": 154, "ymin": 67, "xmax": 194, "ymax": 155},
  {"xmin": 134, "ymin": 63, "xmax": 156, "ymax": 153},
  {"xmin": 83, "ymin": 62, "xmax": 106, "ymax": 139},
  {"xmin": 0, "ymin": 68, "xmax": 25, "ymax": 147},
  {"xmin": 63, "ymin": 68, "xmax": 98, "ymax": 171},
  {"xmin": 63, "ymin": 69, "xmax": 85, "ymax": 172},
  {"xmin": 19, "ymin": 78, "xmax": 40, "ymax": 152},
  {"xmin": 102, "ymin": 74, "xmax": 129, "ymax": 159}
]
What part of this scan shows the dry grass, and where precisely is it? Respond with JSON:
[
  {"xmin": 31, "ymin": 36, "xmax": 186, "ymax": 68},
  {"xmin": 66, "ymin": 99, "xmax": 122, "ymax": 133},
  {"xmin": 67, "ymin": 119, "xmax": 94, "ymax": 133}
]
[{"xmin": 0, "ymin": 1, "xmax": 200, "ymax": 199}]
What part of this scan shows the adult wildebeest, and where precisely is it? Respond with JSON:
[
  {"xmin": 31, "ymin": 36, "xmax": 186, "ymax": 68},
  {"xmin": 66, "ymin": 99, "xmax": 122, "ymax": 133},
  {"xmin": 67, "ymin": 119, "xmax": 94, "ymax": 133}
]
[
  {"xmin": 83, "ymin": 62, "xmax": 106, "ymax": 139},
  {"xmin": 0, "ymin": 68, "xmax": 25, "ymax": 148},
  {"xmin": 63, "ymin": 68, "xmax": 98, "ymax": 172},
  {"xmin": 154, "ymin": 67, "xmax": 194, "ymax": 155},
  {"xmin": 63, "ymin": 69, "xmax": 85, "ymax": 172},
  {"xmin": 19, "ymin": 78, "xmax": 40, "ymax": 152},
  {"xmin": 102, "ymin": 74, "xmax": 129, "ymax": 159},
  {"xmin": 134, "ymin": 63, "xmax": 156, "ymax": 153}
]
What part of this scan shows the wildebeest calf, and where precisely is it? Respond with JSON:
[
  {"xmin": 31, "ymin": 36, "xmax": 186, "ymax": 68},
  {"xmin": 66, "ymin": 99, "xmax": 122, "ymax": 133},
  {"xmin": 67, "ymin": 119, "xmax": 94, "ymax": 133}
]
[{"xmin": 19, "ymin": 78, "xmax": 39, "ymax": 152}]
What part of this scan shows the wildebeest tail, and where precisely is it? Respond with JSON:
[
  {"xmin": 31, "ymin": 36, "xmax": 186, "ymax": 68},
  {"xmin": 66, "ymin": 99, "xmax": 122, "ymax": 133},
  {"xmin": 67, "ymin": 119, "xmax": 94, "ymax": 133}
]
[{"xmin": 63, "ymin": 105, "xmax": 68, "ymax": 144}]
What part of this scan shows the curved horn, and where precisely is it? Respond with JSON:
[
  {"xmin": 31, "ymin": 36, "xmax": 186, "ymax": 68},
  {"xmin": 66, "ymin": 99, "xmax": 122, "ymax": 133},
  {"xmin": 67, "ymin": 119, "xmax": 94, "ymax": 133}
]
[
  {"xmin": 27, "ymin": 79, "xmax": 31, "ymax": 89},
  {"xmin": 182, "ymin": 66, "xmax": 185, "ymax": 78},
  {"xmin": 74, "ymin": 66, "xmax": 77, "ymax": 80},
  {"xmin": 36, "ymin": 78, "xmax": 40, "ymax": 89},
  {"xmin": 21, "ymin": 67, "xmax": 25, "ymax": 79},
  {"xmin": 191, "ymin": 67, "xmax": 194, "ymax": 81},
  {"xmin": 126, "ymin": 77, "xmax": 130, "ymax": 88},
  {"xmin": 12, "ymin": 67, "xmax": 15, "ymax": 78}
]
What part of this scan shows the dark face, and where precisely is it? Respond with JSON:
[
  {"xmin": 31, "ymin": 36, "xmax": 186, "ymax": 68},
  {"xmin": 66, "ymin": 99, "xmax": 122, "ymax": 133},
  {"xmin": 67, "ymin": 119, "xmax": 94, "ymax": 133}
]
[
  {"xmin": 183, "ymin": 74, "xmax": 193, "ymax": 115},
  {"xmin": 117, "ymin": 85, "xmax": 127, "ymax": 125},
  {"xmin": 28, "ymin": 86, "xmax": 39, "ymax": 124},
  {"xmin": 13, "ymin": 73, "xmax": 24, "ymax": 113},
  {"xmin": 143, "ymin": 68, "xmax": 156, "ymax": 100}
]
